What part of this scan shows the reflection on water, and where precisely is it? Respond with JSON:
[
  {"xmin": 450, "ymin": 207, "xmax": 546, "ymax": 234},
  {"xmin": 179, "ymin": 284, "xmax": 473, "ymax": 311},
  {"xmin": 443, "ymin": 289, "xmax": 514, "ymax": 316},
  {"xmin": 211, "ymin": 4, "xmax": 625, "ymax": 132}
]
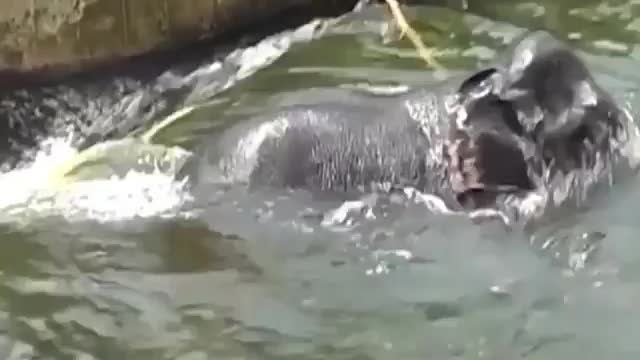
[{"xmin": 2, "ymin": 2, "xmax": 640, "ymax": 359}]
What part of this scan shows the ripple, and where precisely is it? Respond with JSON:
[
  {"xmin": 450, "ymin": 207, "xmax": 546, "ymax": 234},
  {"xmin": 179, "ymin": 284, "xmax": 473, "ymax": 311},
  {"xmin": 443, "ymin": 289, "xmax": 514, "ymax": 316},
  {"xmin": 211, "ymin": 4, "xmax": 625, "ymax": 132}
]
[{"xmin": 1, "ymin": 2, "xmax": 640, "ymax": 359}]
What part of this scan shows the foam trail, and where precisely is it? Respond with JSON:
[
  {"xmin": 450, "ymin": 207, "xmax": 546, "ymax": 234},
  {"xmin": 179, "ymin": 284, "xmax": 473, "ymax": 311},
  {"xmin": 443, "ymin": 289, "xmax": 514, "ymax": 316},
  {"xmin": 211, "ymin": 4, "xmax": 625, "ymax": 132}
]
[{"xmin": 0, "ymin": 137, "xmax": 193, "ymax": 225}]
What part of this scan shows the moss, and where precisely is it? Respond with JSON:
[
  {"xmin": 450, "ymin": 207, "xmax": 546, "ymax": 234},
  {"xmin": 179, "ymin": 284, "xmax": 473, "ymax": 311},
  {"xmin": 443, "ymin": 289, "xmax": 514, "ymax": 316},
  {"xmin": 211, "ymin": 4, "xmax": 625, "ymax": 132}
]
[{"xmin": 0, "ymin": 0, "xmax": 356, "ymax": 77}]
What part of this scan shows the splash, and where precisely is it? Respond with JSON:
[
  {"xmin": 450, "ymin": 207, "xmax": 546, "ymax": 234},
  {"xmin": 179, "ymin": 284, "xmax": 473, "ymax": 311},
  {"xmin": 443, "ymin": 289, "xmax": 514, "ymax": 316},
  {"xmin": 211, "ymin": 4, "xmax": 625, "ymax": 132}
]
[
  {"xmin": 0, "ymin": 11, "xmax": 363, "ymax": 226},
  {"xmin": 0, "ymin": 137, "xmax": 194, "ymax": 225}
]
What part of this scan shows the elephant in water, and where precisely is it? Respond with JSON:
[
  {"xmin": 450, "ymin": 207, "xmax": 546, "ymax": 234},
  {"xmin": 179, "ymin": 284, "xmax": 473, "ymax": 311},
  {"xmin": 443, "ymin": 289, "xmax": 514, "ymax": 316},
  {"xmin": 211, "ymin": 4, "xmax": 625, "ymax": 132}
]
[{"xmin": 180, "ymin": 31, "xmax": 640, "ymax": 224}]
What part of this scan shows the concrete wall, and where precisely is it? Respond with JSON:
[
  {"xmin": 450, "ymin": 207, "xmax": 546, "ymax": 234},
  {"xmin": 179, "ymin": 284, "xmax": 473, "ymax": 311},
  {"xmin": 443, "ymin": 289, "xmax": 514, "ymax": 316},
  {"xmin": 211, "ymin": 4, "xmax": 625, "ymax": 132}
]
[{"xmin": 0, "ymin": 0, "xmax": 353, "ymax": 78}]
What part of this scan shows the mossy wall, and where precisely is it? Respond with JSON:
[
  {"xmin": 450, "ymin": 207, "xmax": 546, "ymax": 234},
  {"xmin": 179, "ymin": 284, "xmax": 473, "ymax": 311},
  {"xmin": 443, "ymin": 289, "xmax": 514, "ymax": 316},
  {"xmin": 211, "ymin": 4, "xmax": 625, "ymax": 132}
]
[{"xmin": 0, "ymin": 0, "xmax": 352, "ymax": 77}]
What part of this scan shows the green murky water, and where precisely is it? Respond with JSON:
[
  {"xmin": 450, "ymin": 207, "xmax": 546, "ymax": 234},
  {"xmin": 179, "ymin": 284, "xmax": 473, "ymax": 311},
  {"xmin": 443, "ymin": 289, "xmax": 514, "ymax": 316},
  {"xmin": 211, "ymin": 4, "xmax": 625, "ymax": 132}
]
[{"xmin": 2, "ymin": 1, "xmax": 640, "ymax": 359}]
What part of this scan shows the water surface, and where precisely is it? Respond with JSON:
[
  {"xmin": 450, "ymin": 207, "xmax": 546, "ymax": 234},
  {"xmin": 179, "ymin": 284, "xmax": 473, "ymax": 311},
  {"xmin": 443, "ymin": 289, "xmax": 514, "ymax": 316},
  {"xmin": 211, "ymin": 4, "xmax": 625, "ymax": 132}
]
[{"xmin": 2, "ymin": 2, "xmax": 640, "ymax": 359}]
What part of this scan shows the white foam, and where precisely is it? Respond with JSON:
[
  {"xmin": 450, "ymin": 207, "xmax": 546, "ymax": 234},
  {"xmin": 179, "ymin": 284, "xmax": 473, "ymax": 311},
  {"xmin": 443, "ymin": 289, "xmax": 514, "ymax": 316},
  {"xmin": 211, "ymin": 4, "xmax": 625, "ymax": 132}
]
[{"xmin": 0, "ymin": 137, "xmax": 193, "ymax": 225}]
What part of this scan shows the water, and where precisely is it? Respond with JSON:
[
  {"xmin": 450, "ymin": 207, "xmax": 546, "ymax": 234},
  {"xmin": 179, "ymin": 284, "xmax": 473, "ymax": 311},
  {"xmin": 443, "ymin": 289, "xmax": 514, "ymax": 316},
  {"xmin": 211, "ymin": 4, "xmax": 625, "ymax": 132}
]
[{"xmin": 2, "ymin": 1, "xmax": 640, "ymax": 359}]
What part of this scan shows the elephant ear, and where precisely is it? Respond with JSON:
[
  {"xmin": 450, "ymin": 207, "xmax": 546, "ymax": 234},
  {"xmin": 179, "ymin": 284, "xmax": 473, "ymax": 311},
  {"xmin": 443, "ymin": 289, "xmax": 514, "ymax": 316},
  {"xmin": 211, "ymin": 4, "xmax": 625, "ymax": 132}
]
[{"xmin": 457, "ymin": 68, "xmax": 499, "ymax": 102}]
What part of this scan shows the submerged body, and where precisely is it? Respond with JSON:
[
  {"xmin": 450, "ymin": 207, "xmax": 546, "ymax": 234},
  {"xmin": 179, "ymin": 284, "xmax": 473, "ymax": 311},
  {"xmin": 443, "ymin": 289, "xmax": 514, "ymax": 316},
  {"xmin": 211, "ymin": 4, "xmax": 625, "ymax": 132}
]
[
  {"xmin": 182, "ymin": 31, "xmax": 640, "ymax": 222},
  {"xmin": 183, "ymin": 89, "xmax": 462, "ymax": 205}
]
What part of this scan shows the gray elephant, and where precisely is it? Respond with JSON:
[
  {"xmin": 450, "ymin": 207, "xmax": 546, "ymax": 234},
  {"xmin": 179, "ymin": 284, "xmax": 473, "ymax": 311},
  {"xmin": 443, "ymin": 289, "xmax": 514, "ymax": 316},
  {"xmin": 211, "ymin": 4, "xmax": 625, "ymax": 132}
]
[{"xmin": 181, "ymin": 31, "xmax": 640, "ymax": 220}]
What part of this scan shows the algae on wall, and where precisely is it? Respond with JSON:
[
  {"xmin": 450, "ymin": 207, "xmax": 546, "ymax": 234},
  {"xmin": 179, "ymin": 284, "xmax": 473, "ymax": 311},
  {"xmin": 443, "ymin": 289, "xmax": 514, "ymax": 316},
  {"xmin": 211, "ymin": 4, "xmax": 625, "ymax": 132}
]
[{"xmin": 0, "ymin": 0, "xmax": 352, "ymax": 77}]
